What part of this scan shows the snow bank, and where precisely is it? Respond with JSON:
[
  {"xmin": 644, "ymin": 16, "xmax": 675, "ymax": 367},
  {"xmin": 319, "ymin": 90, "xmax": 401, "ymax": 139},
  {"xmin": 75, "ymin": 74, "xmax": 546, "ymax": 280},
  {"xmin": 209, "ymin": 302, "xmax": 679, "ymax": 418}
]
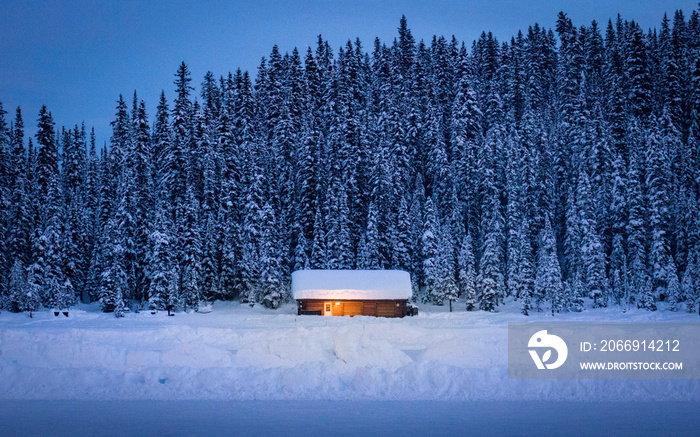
[
  {"xmin": 291, "ymin": 269, "xmax": 412, "ymax": 300},
  {"xmin": 0, "ymin": 300, "xmax": 699, "ymax": 401}
]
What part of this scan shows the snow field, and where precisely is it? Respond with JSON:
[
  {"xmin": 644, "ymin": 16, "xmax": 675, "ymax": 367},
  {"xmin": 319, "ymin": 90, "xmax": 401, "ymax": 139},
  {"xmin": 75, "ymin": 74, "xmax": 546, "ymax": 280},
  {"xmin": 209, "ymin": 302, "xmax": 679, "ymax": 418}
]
[{"xmin": 1, "ymin": 300, "xmax": 699, "ymax": 401}]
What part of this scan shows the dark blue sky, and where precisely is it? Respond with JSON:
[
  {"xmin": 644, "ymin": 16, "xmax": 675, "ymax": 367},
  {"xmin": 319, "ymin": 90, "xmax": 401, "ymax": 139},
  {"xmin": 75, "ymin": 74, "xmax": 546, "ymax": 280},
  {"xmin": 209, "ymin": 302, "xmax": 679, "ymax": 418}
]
[{"xmin": 1, "ymin": 0, "xmax": 697, "ymax": 146}]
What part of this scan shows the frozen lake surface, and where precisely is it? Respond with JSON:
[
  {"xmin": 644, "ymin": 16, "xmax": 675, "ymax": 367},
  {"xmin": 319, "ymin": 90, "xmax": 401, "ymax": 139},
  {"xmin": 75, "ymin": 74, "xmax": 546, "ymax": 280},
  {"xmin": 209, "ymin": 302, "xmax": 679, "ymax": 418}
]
[{"xmin": 2, "ymin": 400, "xmax": 699, "ymax": 436}]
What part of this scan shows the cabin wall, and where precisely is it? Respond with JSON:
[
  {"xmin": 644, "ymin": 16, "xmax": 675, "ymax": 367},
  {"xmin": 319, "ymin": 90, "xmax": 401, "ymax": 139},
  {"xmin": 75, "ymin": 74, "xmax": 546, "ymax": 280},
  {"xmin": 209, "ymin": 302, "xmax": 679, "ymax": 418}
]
[
  {"xmin": 297, "ymin": 300, "xmax": 407, "ymax": 318},
  {"xmin": 344, "ymin": 301, "xmax": 363, "ymax": 316},
  {"xmin": 304, "ymin": 301, "xmax": 324, "ymax": 312},
  {"xmin": 331, "ymin": 302, "xmax": 344, "ymax": 316}
]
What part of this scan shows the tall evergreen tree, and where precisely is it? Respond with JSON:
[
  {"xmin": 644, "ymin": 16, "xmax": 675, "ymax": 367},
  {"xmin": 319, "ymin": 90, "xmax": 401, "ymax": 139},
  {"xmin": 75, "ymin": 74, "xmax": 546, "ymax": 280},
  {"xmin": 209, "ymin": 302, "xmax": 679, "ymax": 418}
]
[
  {"xmin": 458, "ymin": 233, "xmax": 478, "ymax": 311},
  {"xmin": 35, "ymin": 106, "xmax": 58, "ymax": 213},
  {"xmin": 536, "ymin": 216, "xmax": 564, "ymax": 315},
  {"xmin": 421, "ymin": 197, "xmax": 440, "ymax": 304}
]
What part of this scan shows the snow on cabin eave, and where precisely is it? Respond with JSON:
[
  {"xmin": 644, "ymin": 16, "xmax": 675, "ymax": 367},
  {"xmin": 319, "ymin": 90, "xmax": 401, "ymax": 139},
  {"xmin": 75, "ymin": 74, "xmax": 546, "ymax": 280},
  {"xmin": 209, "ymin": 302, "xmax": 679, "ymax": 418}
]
[{"xmin": 291, "ymin": 270, "xmax": 412, "ymax": 301}]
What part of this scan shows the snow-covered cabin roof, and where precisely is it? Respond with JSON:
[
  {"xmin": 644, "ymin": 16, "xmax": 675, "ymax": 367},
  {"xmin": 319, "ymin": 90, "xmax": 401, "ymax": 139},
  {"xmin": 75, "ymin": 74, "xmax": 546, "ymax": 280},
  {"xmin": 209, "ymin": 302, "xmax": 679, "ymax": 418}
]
[{"xmin": 291, "ymin": 270, "xmax": 412, "ymax": 300}]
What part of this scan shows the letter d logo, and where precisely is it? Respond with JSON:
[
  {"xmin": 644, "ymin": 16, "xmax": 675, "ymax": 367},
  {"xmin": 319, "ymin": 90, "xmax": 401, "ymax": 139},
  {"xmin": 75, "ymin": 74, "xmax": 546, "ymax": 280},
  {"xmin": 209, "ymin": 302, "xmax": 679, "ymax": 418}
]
[{"xmin": 528, "ymin": 330, "xmax": 568, "ymax": 370}]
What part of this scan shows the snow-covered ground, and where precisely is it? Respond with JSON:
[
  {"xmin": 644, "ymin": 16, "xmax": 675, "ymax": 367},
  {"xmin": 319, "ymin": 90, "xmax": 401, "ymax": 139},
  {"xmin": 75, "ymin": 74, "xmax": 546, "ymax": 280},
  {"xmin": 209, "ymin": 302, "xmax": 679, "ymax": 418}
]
[
  {"xmin": 1, "ymin": 299, "xmax": 699, "ymax": 402},
  {"xmin": 2, "ymin": 300, "xmax": 700, "ymax": 435}
]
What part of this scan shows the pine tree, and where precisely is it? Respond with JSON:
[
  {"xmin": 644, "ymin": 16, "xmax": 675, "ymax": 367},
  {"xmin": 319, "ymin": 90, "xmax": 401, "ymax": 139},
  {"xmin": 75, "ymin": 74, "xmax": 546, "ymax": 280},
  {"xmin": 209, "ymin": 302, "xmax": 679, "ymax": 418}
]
[
  {"xmin": 148, "ymin": 210, "xmax": 174, "ymax": 313},
  {"xmin": 220, "ymin": 210, "xmax": 239, "ymax": 300},
  {"xmin": 131, "ymin": 99, "xmax": 153, "ymax": 301},
  {"xmin": 152, "ymin": 91, "xmax": 171, "ymax": 196},
  {"xmin": 477, "ymin": 123, "xmax": 506, "ymax": 312},
  {"xmin": 24, "ymin": 264, "xmax": 42, "ymax": 317},
  {"xmin": 458, "ymin": 233, "xmax": 478, "ymax": 311},
  {"xmin": 357, "ymin": 200, "xmax": 381, "ymax": 269},
  {"xmin": 170, "ymin": 62, "xmax": 193, "ymax": 208},
  {"xmin": 98, "ymin": 217, "xmax": 127, "ymax": 316},
  {"xmin": 6, "ymin": 260, "xmax": 25, "ymax": 312},
  {"xmin": 293, "ymin": 232, "xmax": 310, "ymax": 271},
  {"xmin": 421, "ymin": 197, "xmax": 440, "ymax": 304},
  {"xmin": 310, "ymin": 204, "xmax": 327, "ymax": 269},
  {"xmin": 536, "ymin": 216, "xmax": 564, "ymax": 315},
  {"xmin": 0, "ymin": 102, "xmax": 9, "ymax": 214},
  {"xmin": 628, "ymin": 147, "xmax": 651, "ymax": 310},
  {"xmin": 200, "ymin": 214, "xmax": 222, "ymax": 302},
  {"xmin": 666, "ymin": 258, "xmax": 682, "ymax": 311},
  {"xmin": 259, "ymin": 201, "xmax": 285, "ymax": 308},
  {"xmin": 326, "ymin": 178, "xmax": 354, "ymax": 269},
  {"xmin": 577, "ymin": 173, "xmax": 607, "ymax": 307},
  {"xmin": 516, "ymin": 223, "xmax": 536, "ymax": 314},
  {"xmin": 240, "ymin": 153, "xmax": 264, "ymax": 304},
  {"xmin": 178, "ymin": 188, "xmax": 201, "ymax": 311},
  {"xmin": 682, "ymin": 246, "xmax": 700, "ymax": 313},
  {"xmin": 295, "ymin": 117, "xmax": 320, "ymax": 246},
  {"xmin": 608, "ymin": 150, "xmax": 628, "ymax": 306},
  {"xmin": 6, "ymin": 160, "xmax": 31, "ymax": 273},
  {"xmin": 41, "ymin": 174, "xmax": 73, "ymax": 312},
  {"xmin": 441, "ymin": 223, "xmax": 459, "ymax": 311},
  {"xmin": 645, "ymin": 123, "xmax": 673, "ymax": 303},
  {"xmin": 408, "ymin": 178, "xmax": 424, "ymax": 299},
  {"xmin": 35, "ymin": 105, "xmax": 58, "ymax": 208},
  {"xmin": 627, "ymin": 24, "xmax": 653, "ymax": 119},
  {"xmin": 393, "ymin": 195, "xmax": 412, "ymax": 271},
  {"xmin": 478, "ymin": 204, "xmax": 505, "ymax": 312}
]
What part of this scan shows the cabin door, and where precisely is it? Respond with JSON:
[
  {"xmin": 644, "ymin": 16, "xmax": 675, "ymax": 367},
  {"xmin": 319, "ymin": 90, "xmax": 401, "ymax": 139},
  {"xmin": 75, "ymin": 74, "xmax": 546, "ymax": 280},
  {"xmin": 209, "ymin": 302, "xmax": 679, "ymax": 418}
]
[{"xmin": 323, "ymin": 302, "xmax": 332, "ymax": 316}]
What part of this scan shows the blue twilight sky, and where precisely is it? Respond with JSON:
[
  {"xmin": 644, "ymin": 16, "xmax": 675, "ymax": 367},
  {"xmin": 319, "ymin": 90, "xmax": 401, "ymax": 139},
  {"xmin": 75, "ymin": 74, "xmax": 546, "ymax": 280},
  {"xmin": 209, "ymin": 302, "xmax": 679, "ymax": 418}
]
[{"xmin": 1, "ymin": 0, "xmax": 698, "ymax": 146}]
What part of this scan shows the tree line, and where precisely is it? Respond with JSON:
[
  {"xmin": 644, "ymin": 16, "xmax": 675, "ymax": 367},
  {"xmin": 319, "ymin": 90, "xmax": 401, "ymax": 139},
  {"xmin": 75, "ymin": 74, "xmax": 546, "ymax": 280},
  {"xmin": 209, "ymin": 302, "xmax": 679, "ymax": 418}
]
[{"xmin": 1, "ymin": 10, "xmax": 700, "ymax": 316}]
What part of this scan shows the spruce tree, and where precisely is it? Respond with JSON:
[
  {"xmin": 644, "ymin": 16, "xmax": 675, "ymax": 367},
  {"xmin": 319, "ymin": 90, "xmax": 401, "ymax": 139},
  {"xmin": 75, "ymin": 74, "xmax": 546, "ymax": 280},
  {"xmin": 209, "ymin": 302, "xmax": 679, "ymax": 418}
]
[
  {"xmin": 24, "ymin": 265, "xmax": 42, "ymax": 317},
  {"xmin": 478, "ymin": 206, "xmax": 504, "ymax": 312},
  {"xmin": 259, "ymin": 201, "xmax": 285, "ymax": 308},
  {"xmin": 516, "ymin": 223, "xmax": 536, "ymax": 314},
  {"xmin": 441, "ymin": 223, "xmax": 459, "ymax": 311},
  {"xmin": 7, "ymin": 260, "xmax": 25, "ymax": 312},
  {"xmin": 681, "ymin": 246, "xmax": 699, "ymax": 313},
  {"xmin": 666, "ymin": 259, "xmax": 682, "ymax": 311},
  {"xmin": 35, "ymin": 105, "xmax": 58, "ymax": 208},
  {"xmin": 458, "ymin": 233, "xmax": 478, "ymax": 311},
  {"xmin": 536, "ymin": 216, "xmax": 564, "ymax": 315},
  {"xmin": 645, "ymin": 123, "xmax": 673, "ymax": 303},
  {"xmin": 148, "ymin": 210, "xmax": 174, "ymax": 313},
  {"xmin": 178, "ymin": 188, "xmax": 201, "ymax": 311},
  {"xmin": 421, "ymin": 197, "xmax": 440, "ymax": 304}
]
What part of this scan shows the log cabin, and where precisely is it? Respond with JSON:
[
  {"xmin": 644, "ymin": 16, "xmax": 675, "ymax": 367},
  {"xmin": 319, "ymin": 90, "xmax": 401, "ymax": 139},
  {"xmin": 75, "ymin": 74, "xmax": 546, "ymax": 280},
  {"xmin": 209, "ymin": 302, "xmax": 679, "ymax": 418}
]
[{"xmin": 292, "ymin": 270, "xmax": 415, "ymax": 318}]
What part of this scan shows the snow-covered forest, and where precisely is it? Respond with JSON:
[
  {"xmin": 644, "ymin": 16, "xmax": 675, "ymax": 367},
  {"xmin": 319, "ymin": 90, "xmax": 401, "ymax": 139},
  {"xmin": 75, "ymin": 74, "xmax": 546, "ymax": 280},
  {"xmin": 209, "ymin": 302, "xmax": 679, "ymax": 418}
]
[{"xmin": 1, "ymin": 10, "xmax": 700, "ymax": 316}]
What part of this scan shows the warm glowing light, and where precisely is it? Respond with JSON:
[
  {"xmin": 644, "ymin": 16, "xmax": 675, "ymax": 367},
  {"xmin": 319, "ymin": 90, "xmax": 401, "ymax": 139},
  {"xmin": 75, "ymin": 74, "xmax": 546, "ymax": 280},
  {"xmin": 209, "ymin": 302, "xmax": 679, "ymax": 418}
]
[{"xmin": 335, "ymin": 302, "xmax": 340, "ymax": 306}]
